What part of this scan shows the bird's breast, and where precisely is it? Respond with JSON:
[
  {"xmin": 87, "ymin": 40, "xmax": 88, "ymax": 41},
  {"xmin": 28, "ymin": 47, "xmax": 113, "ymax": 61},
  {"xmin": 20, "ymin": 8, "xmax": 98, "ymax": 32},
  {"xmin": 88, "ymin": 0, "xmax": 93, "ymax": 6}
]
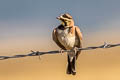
[{"xmin": 57, "ymin": 28, "xmax": 77, "ymax": 49}]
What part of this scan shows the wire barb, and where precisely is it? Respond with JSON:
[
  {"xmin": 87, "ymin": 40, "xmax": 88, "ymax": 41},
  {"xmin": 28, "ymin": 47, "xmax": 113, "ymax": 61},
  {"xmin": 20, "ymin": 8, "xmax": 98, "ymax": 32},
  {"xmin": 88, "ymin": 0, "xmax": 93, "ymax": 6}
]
[{"xmin": 0, "ymin": 42, "xmax": 120, "ymax": 60}]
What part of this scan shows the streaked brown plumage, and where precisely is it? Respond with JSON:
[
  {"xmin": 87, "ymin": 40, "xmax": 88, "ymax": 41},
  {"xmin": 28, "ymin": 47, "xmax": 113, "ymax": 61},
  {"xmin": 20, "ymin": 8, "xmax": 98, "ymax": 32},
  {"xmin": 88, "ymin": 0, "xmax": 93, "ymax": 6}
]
[{"xmin": 52, "ymin": 13, "xmax": 82, "ymax": 75}]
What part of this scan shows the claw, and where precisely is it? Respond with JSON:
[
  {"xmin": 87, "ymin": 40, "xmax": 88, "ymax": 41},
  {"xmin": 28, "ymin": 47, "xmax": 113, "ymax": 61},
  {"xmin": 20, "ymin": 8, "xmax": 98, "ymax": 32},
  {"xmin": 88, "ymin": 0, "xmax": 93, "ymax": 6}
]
[
  {"xmin": 73, "ymin": 47, "xmax": 78, "ymax": 53},
  {"xmin": 59, "ymin": 49, "xmax": 64, "ymax": 55}
]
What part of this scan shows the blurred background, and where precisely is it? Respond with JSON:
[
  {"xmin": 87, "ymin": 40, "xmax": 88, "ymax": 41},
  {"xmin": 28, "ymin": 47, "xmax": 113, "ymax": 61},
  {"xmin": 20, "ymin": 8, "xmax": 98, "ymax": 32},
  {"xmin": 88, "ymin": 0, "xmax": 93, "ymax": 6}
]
[{"xmin": 0, "ymin": 0, "xmax": 120, "ymax": 80}]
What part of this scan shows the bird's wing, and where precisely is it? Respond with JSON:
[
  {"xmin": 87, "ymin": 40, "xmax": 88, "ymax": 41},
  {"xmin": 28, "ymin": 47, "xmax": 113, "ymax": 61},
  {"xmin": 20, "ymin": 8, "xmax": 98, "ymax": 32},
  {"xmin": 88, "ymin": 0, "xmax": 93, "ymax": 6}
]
[
  {"xmin": 52, "ymin": 28, "xmax": 66, "ymax": 50},
  {"xmin": 75, "ymin": 26, "xmax": 82, "ymax": 42},
  {"xmin": 75, "ymin": 26, "xmax": 83, "ymax": 60}
]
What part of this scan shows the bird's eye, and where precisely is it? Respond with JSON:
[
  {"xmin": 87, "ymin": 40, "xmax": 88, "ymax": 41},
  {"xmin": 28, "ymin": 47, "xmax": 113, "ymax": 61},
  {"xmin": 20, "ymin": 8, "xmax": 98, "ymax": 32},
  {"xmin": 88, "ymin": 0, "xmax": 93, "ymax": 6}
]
[
  {"xmin": 63, "ymin": 14, "xmax": 69, "ymax": 19},
  {"xmin": 62, "ymin": 14, "xmax": 72, "ymax": 19}
]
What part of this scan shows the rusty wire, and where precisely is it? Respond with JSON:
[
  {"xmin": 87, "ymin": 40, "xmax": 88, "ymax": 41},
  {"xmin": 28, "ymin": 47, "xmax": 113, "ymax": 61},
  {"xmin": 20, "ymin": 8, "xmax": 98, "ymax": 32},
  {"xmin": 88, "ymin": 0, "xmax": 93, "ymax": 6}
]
[{"xmin": 0, "ymin": 42, "xmax": 120, "ymax": 60}]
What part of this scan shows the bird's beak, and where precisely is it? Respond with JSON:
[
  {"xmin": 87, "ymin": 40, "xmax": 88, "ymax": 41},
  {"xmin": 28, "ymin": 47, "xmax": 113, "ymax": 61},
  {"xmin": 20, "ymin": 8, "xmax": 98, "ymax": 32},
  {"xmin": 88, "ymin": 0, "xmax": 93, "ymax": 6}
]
[{"xmin": 56, "ymin": 16, "xmax": 61, "ymax": 20}]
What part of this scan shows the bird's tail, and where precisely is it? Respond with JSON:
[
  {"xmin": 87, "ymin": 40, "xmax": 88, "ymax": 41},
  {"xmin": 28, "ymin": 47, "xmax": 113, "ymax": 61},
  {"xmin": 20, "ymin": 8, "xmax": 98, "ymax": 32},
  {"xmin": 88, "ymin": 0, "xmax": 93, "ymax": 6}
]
[{"xmin": 66, "ymin": 55, "xmax": 76, "ymax": 75}]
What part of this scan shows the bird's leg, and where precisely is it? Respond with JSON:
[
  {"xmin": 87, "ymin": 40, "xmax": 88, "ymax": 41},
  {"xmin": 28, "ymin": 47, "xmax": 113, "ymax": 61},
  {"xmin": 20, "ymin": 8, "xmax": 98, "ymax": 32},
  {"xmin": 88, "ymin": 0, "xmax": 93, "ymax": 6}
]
[{"xmin": 59, "ymin": 49, "xmax": 64, "ymax": 55}]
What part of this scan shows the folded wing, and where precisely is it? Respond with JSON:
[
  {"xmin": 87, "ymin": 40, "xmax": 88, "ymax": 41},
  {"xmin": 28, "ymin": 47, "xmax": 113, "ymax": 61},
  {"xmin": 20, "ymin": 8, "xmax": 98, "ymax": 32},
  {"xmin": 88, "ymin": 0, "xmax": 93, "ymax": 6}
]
[{"xmin": 52, "ymin": 28, "xmax": 66, "ymax": 50}]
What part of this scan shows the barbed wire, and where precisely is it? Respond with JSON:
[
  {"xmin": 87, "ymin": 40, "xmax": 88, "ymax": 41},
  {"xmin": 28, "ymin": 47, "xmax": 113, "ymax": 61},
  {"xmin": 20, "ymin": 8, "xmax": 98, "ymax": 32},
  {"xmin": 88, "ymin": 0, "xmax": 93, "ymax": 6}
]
[{"xmin": 0, "ymin": 42, "xmax": 120, "ymax": 60}]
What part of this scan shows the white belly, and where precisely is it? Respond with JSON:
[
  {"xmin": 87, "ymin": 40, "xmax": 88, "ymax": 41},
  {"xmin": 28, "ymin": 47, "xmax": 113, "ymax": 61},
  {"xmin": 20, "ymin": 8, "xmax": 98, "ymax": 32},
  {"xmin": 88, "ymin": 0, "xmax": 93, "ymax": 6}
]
[{"xmin": 57, "ymin": 28, "xmax": 76, "ymax": 49}]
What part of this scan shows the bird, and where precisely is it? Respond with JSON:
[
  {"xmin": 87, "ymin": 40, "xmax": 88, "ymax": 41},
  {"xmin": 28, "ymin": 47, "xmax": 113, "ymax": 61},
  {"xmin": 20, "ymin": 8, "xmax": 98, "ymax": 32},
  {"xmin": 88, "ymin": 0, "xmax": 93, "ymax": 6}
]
[{"xmin": 52, "ymin": 13, "xmax": 82, "ymax": 75}]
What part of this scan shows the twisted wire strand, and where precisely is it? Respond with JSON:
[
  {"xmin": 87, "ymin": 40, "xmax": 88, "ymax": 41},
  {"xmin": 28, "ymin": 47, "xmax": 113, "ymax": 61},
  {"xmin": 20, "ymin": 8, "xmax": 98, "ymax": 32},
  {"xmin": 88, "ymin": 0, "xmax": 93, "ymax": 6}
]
[{"xmin": 0, "ymin": 42, "xmax": 120, "ymax": 60}]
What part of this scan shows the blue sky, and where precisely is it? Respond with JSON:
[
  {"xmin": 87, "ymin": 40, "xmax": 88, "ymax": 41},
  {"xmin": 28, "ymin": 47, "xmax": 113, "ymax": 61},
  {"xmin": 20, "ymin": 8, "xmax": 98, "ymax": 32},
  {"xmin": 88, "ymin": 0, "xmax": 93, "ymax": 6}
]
[{"xmin": 0, "ymin": 0, "xmax": 120, "ymax": 43}]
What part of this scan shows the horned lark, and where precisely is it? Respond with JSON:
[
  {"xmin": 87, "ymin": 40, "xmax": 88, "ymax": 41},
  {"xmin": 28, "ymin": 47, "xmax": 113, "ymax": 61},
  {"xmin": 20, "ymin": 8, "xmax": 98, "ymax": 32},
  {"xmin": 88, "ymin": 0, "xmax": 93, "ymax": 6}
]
[{"xmin": 52, "ymin": 13, "xmax": 82, "ymax": 75}]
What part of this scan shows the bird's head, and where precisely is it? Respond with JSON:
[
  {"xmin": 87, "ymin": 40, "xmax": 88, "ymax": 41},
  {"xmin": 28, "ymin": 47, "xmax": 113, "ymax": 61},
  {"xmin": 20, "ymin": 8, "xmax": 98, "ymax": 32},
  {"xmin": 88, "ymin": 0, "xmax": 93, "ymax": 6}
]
[{"xmin": 56, "ymin": 13, "xmax": 74, "ymax": 28}]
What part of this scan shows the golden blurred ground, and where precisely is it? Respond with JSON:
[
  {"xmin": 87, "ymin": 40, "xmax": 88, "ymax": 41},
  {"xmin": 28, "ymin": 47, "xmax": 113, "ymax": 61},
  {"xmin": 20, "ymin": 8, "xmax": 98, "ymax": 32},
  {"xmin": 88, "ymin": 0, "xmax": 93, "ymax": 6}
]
[{"xmin": 0, "ymin": 28, "xmax": 120, "ymax": 80}]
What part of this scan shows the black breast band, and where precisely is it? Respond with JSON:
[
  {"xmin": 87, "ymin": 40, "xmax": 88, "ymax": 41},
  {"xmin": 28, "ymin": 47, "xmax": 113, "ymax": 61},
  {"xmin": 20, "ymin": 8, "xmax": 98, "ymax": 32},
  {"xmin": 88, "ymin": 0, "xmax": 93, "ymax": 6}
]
[
  {"xmin": 58, "ymin": 25, "xmax": 65, "ymax": 30},
  {"xmin": 58, "ymin": 25, "xmax": 72, "ymax": 30}
]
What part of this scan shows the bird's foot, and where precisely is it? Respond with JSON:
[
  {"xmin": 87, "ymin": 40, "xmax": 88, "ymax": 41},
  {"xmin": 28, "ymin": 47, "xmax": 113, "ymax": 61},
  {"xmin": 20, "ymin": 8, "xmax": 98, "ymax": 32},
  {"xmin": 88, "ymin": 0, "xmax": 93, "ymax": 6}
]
[
  {"xmin": 59, "ymin": 49, "xmax": 64, "ymax": 55},
  {"xmin": 72, "ymin": 47, "xmax": 78, "ymax": 53}
]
